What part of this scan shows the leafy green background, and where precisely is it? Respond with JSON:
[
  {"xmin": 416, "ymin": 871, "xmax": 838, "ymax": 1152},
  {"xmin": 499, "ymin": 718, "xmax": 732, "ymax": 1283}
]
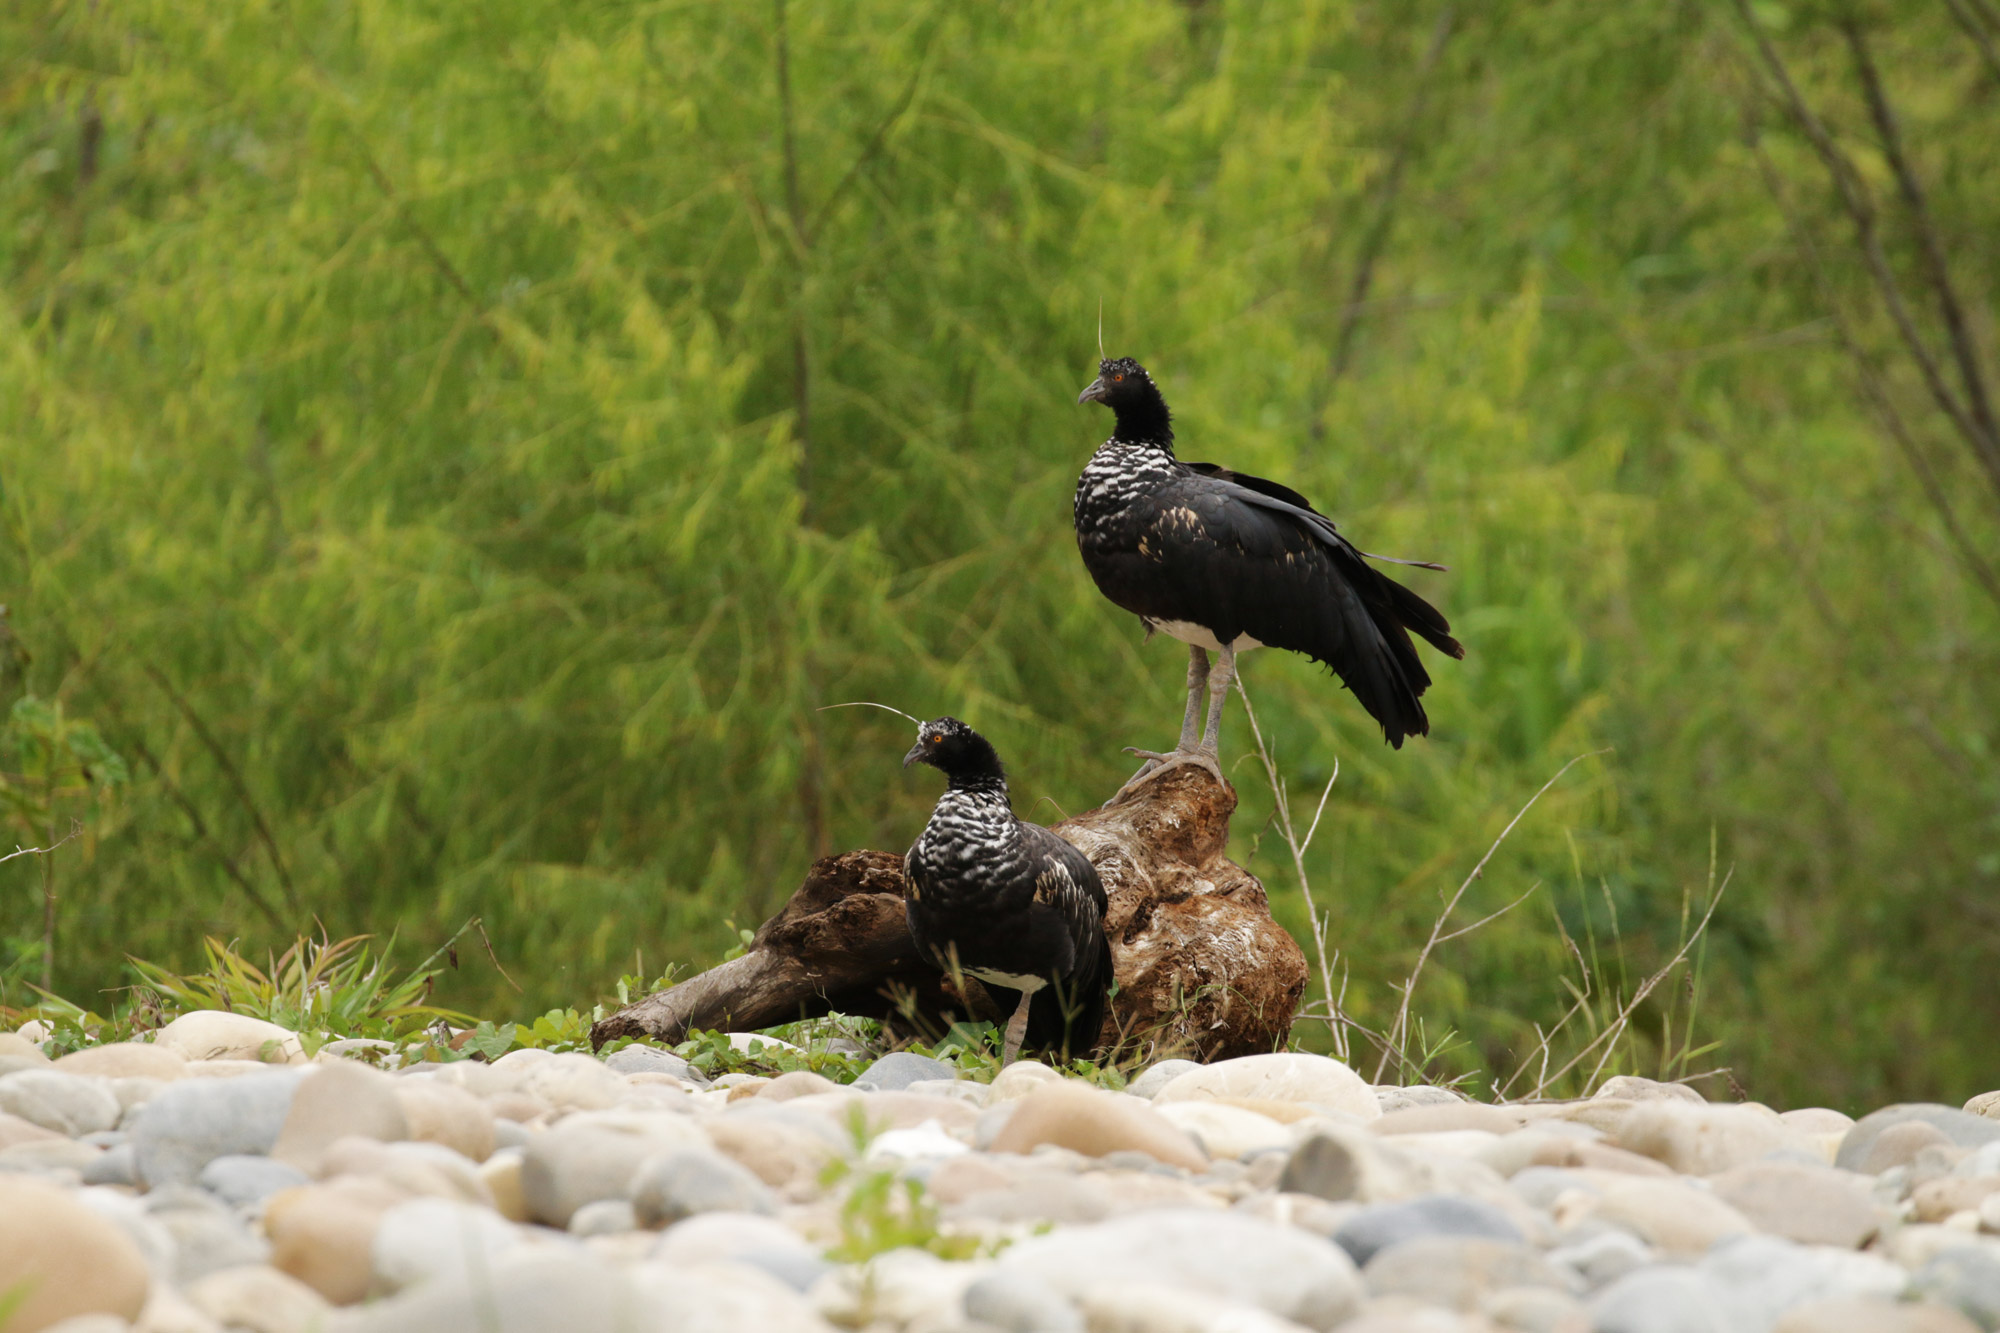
[{"xmin": 5, "ymin": 0, "xmax": 1996, "ymax": 1111}]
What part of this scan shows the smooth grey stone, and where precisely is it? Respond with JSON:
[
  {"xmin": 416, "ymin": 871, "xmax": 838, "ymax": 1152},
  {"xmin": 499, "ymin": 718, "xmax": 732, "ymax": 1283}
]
[
  {"xmin": 74, "ymin": 1186, "xmax": 178, "ymax": 1274},
  {"xmin": 339, "ymin": 1251, "xmax": 656, "ymax": 1333},
  {"xmin": 1364, "ymin": 1235, "xmax": 1566, "ymax": 1307},
  {"xmin": 631, "ymin": 1147, "xmax": 776, "ymax": 1227},
  {"xmin": 736, "ymin": 1247, "xmax": 832, "ymax": 1293},
  {"xmin": 853, "ymin": 1051, "xmax": 955, "ymax": 1093},
  {"xmin": 0, "ymin": 1055, "xmax": 49, "ymax": 1078},
  {"xmin": 108, "ymin": 1077, "xmax": 166, "ymax": 1121},
  {"xmin": 81, "ymin": 1130, "xmax": 126, "ymax": 1149},
  {"xmin": 1332, "ymin": 1193, "xmax": 1524, "ymax": 1267},
  {"xmin": 146, "ymin": 1186, "xmax": 270, "ymax": 1282},
  {"xmin": 1837, "ymin": 1105, "xmax": 2000, "ymax": 1173},
  {"xmin": 82, "ymin": 1141, "xmax": 138, "ymax": 1187},
  {"xmin": 493, "ymin": 1118, "xmax": 533, "ymax": 1151},
  {"xmin": 974, "ymin": 1100, "xmax": 1020, "ymax": 1151},
  {"xmin": 0, "ymin": 1068, "xmax": 122, "ymax": 1136},
  {"xmin": 1590, "ymin": 1265, "xmax": 1735, "ymax": 1333},
  {"xmin": 1100, "ymin": 1149, "xmax": 1184, "ymax": 1176},
  {"xmin": 904, "ymin": 1078, "xmax": 989, "ymax": 1105},
  {"xmin": 964, "ymin": 1269, "xmax": 1085, "ymax": 1333},
  {"xmin": 0, "ymin": 1137, "xmax": 99, "ymax": 1177},
  {"xmin": 198, "ymin": 1153, "xmax": 310, "ymax": 1207},
  {"xmin": 568, "ymin": 1198, "xmax": 639, "ymax": 1236},
  {"xmin": 372, "ymin": 1197, "xmax": 532, "ymax": 1295},
  {"xmin": 1546, "ymin": 1224, "xmax": 1653, "ymax": 1291},
  {"xmin": 129, "ymin": 1069, "xmax": 303, "ymax": 1189},
  {"xmin": 1913, "ymin": 1247, "xmax": 2000, "ymax": 1331},
  {"xmin": 1510, "ymin": 1165, "xmax": 1594, "ymax": 1211},
  {"xmin": 1701, "ymin": 1233, "xmax": 1906, "ymax": 1329},
  {"xmin": 993, "ymin": 1208, "xmax": 1361, "ymax": 1330},
  {"xmin": 1127, "ymin": 1060, "xmax": 1202, "ymax": 1100},
  {"xmin": 1279, "ymin": 1129, "xmax": 1367, "ymax": 1201},
  {"xmin": 604, "ymin": 1045, "xmax": 705, "ymax": 1085}
]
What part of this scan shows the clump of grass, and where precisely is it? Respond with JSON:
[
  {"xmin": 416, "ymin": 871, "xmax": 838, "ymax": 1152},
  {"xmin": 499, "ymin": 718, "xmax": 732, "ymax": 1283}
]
[{"xmin": 1240, "ymin": 673, "xmax": 1729, "ymax": 1101}]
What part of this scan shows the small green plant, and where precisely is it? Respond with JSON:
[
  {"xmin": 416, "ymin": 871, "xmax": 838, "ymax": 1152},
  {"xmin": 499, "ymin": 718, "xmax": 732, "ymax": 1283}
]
[
  {"xmin": 669, "ymin": 1027, "xmax": 873, "ymax": 1083},
  {"xmin": 818, "ymin": 1105, "xmax": 995, "ymax": 1265},
  {"xmin": 126, "ymin": 932, "xmax": 473, "ymax": 1035}
]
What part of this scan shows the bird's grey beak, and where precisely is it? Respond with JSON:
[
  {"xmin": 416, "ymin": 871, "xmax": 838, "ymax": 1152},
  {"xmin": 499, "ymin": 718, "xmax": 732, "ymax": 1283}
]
[
  {"xmin": 1077, "ymin": 376, "xmax": 1108, "ymax": 405},
  {"xmin": 902, "ymin": 740, "xmax": 925, "ymax": 769}
]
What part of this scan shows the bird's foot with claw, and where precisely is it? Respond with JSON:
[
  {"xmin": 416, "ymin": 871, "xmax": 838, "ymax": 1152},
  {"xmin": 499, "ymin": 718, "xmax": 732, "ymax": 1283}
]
[{"xmin": 1104, "ymin": 747, "xmax": 1226, "ymax": 806}]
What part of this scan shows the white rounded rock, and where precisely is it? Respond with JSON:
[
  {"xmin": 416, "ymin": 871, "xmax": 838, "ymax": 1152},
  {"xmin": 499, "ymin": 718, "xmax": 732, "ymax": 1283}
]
[
  {"xmin": 521, "ymin": 1053, "xmax": 630, "ymax": 1113},
  {"xmin": 994, "ymin": 1208, "xmax": 1360, "ymax": 1330},
  {"xmin": 1154, "ymin": 1053, "xmax": 1379, "ymax": 1121},
  {"xmin": 153, "ymin": 1012, "xmax": 307, "ymax": 1065},
  {"xmin": 1155, "ymin": 1101, "xmax": 1291, "ymax": 1159},
  {"xmin": 0, "ymin": 1069, "xmax": 122, "ymax": 1137},
  {"xmin": 371, "ymin": 1196, "xmax": 532, "ymax": 1295}
]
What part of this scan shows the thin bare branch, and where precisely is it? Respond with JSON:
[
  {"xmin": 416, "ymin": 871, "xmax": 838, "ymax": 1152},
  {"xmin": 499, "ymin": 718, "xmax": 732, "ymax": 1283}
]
[
  {"xmin": 144, "ymin": 665, "xmax": 299, "ymax": 915},
  {"xmin": 1376, "ymin": 750, "xmax": 1608, "ymax": 1083},
  {"xmin": 1942, "ymin": 0, "xmax": 2000, "ymax": 86},
  {"xmin": 1, "ymin": 822, "xmax": 82, "ymax": 865},
  {"xmin": 1742, "ymin": 121, "xmax": 2000, "ymax": 608},
  {"xmin": 1432, "ymin": 880, "xmax": 1541, "ymax": 946},
  {"xmin": 1842, "ymin": 20, "xmax": 1999, "ymax": 456},
  {"xmin": 1523, "ymin": 867, "xmax": 1733, "ymax": 1100},
  {"xmin": 1232, "ymin": 675, "xmax": 1345, "ymax": 1058},
  {"xmin": 1731, "ymin": 0, "xmax": 2000, "ymax": 495}
]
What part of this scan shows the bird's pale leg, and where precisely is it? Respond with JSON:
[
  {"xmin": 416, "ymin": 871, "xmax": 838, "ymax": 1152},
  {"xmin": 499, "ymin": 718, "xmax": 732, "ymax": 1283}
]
[
  {"xmin": 1001, "ymin": 989, "xmax": 1035, "ymax": 1065},
  {"xmin": 1121, "ymin": 646, "xmax": 1209, "ymax": 783},
  {"xmin": 1197, "ymin": 644, "xmax": 1237, "ymax": 758},
  {"xmin": 1108, "ymin": 645, "xmax": 1226, "ymax": 804}
]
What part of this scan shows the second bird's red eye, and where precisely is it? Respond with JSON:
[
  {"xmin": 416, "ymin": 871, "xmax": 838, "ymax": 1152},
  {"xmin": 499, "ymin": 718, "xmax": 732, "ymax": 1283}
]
[{"xmin": 1113, "ymin": 374, "xmax": 1124, "ymax": 382}]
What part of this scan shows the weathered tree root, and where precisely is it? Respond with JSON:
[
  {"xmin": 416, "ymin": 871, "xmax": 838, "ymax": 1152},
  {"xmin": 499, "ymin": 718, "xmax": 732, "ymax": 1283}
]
[{"xmin": 589, "ymin": 765, "xmax": 1305, "ymax": 1061}]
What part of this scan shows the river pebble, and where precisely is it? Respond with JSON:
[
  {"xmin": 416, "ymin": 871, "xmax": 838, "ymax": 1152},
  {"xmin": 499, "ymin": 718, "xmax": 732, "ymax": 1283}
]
[{"xmin": 17, "ymin": 1017, "xmax": 2000, "ymax": 1331}]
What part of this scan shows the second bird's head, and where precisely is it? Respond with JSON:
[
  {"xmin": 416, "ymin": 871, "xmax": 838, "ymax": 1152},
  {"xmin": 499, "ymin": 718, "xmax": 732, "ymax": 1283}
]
[
  {"xmin": 903, "ymin": 717, "xmax": 1006, "ymax": 785},
  {"xmin": 1077, "ymin": 357, "xmax": 1170, "ymax": 438}
]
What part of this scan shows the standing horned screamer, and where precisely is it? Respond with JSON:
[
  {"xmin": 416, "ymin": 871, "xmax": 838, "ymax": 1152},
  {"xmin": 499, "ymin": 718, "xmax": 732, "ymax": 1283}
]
[
  {"xmin": 901, "ymin": 717, "xmax": 1112, "ymax": 1064},
  {"xmin": 1075, "ymin": 357, "xmax": 1464, "ymax": 792}
]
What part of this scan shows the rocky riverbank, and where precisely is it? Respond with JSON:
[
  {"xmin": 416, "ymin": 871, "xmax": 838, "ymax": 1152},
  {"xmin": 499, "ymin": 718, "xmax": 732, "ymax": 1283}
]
[{"xmin": 2, "ymin": 1013, "xmax": 1999, "ymax": 1333}]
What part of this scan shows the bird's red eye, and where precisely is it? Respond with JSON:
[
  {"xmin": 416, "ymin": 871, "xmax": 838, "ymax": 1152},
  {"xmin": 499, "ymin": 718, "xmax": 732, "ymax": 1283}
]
[{"xmin": 1112, "ymin": 374, "xmax": 1124, "ymax": 382}]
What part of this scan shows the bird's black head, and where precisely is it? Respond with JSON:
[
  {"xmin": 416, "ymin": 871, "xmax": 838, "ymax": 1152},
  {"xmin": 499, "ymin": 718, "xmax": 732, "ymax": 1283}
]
[
  {"xmin": 1077, "ymin": 356, "xmax": 1172, "ymax": 443},
  {"xmin": 903, "ymin": 716, "xmax": 1007, "ymax": 789}
]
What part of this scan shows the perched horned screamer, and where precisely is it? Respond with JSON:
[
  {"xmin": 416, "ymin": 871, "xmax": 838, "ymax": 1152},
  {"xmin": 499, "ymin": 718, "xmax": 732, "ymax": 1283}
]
[
  {"xmin": 901, "ymin": 717, "xmax": 1111, "ymax": 1064},
  {"xmin": 1075, "ymin": 356, "xmax": 1464, "ymax": 796}
]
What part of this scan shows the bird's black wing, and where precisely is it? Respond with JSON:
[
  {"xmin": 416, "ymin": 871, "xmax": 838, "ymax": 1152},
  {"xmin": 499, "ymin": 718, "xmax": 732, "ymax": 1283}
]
[
  {"xmin": 1017, "ymin": 821, "xmax": 1112, "ymax": 1058},
  {"xmin": 1184, "ymin": 463, "xmax": 1448, "ymax": 571},
  {"xmin": 1174, "ymin": 466, "xmax": 1464, "ymax": 662},
  {"xmin": 1111, "ymin": 469, "xmax": 1457, "ymax": 745}
]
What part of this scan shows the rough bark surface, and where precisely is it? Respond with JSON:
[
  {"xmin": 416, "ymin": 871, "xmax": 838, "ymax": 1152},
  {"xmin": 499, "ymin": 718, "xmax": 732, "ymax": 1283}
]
[
  {"xmin": 590, "ymin": 765, "xmax": 1305, "ymax": 1060},
  {"xmin": 1059, "ymin": 763, "xmax": 1307, "ymax": 1060}
]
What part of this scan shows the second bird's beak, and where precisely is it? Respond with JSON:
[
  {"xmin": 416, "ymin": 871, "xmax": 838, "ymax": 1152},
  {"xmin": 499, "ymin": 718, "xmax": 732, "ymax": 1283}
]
[
  {"xmin": 1077, "ymin": 376, "xmax": 1108, "ymax": 405},
  {"xmin": 902, "ymin": 739, "xmax": 926, "ymax": 769}
]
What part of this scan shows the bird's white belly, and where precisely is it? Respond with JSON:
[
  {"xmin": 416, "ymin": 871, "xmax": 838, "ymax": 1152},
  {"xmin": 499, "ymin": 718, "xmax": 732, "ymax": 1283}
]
[
  {"xmin": 1148, "ymin": 619, "xmax": 1264, "ymax": 655},
  {"xmin": 968, "ymin": 969, "xmax": 1047, "ymax": 994}
]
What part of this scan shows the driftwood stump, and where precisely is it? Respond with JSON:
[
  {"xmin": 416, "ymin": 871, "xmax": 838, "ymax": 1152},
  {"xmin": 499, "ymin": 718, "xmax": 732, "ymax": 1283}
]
[{"xmin": 590, "ymin": 764, "xmax": 1307, "ymax": 1061}]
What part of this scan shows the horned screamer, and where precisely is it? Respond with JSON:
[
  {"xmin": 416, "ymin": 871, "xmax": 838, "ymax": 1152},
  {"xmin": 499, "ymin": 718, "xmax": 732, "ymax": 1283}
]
[
  {"xmin": 1076, "ymin": 357, "xmax": 1463, "ymax": 793},
  {"xmin": 901, "ymin": 717, "xmax": 1111, "ymax": 1064}
]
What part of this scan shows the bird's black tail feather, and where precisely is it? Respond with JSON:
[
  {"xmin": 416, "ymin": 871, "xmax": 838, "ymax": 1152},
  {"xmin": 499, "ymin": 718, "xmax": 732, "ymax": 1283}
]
[
  {"xmin": 1376, "ymin": 569, "xmax": 1464, "ymax": 660},
  {"xmin": 1314, "ymin": 556, "xmax": 1462, "ymax": 749},
  {"xmin": 1022, "ymin": 934, "xmax": 1113, "ymax": 1061}
]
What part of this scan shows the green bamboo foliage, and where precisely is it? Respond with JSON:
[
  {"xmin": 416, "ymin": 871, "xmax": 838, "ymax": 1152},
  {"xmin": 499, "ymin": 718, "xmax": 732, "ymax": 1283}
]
[{"xmin": 3, "ymin": 0, "xmax": 1996, "ymax": 1108}]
